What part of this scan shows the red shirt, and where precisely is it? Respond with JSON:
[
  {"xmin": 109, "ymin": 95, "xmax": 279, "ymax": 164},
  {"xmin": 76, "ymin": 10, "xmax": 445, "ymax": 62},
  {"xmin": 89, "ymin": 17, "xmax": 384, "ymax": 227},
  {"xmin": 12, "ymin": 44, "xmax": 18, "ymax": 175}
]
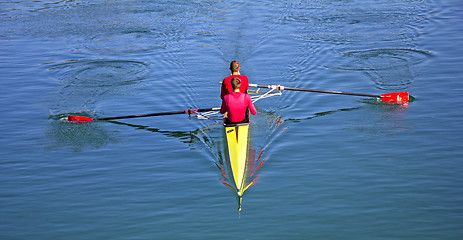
[
  {"xmin": 220, "ymin": 92, "xmax": 257, "ymax": 123},
  {"xmin": 220, "ymin": 75, "xmax": 249, "ymax": 99}
]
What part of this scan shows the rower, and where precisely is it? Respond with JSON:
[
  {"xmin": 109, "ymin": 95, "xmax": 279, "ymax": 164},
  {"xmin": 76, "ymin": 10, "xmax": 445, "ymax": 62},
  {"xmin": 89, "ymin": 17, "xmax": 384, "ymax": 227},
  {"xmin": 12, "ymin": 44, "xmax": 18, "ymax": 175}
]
[
  {"xmin": 220, "ymin": 77, "xmax": 257, "ymax": 124},
  {"xmin": 220, "ymin": 60, "xmax": 249, "ymax": 99}
]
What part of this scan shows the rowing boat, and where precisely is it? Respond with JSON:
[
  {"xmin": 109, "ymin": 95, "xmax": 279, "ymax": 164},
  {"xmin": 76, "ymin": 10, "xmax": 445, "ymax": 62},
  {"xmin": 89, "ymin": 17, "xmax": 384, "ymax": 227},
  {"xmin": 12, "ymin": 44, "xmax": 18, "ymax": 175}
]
[
  {"xmin": 222, "ymin": 118, "xmax": 265, "ymax": 211},
  {"xmin": 224, "ymin": 121, "xmax": 250, "ymax": 197},
  {"xmin": 66, "ymin": 82, "xmax": 410, "ymax": 211}
]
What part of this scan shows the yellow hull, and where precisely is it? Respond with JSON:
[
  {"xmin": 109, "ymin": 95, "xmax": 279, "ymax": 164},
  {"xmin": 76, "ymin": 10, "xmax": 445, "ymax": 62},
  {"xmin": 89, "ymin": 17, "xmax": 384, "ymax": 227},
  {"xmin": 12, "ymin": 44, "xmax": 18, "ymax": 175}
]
[{"xmin": 224, "ymin": 123, "xmax": 250, "ymax": 197}]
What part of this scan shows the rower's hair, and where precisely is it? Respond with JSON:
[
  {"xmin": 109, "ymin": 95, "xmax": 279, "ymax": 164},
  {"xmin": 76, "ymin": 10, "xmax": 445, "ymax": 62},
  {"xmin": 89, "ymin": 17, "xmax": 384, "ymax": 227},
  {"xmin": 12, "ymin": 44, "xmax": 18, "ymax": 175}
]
[
  {"xmin": 231, "ymin": 77, "xmax": 241, "ymax": 90},
  {"xmin": 230, "ymin": 60, "xmax": 240, "ymax": 73}
]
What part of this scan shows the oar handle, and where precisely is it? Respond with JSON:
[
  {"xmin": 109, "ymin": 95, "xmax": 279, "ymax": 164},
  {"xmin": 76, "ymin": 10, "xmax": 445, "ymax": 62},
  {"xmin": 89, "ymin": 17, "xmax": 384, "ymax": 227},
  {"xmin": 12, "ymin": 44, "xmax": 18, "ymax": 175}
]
[
  {"xmin": 250, "ymin": 84, "xmax": 380, "ymax": 98},
  {"xmin": 97, "ymin": 107, "xmax": 220, "ymax": 121}
]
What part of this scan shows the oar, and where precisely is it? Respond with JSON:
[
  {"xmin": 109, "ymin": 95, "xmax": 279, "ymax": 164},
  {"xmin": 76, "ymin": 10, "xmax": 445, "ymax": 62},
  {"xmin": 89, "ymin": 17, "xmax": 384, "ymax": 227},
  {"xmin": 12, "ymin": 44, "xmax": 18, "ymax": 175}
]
[
  {"xmin": 67, "ymin": 107, "xmax": 220, "ymax": 123},
  {"xmin": 249, "ymin": 83, "xmax": 409, "ymax": 104}
]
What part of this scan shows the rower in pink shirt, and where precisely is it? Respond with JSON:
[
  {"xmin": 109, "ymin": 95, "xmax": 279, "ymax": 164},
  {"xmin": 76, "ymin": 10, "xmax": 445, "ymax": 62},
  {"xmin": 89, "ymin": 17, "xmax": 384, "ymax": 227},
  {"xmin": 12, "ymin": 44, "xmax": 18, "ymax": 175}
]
[{"xmin": 220, "ymin": 77, "xmax": 257, "ymax": 124}]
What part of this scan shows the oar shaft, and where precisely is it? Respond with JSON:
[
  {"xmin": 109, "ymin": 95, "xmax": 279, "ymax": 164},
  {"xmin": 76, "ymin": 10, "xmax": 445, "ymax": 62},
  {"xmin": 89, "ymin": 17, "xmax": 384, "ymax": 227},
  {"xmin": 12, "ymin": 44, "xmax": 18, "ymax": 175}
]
[
  {"xmin": 97, "ymin": 107, "xmax": 220, "ymax": 121},
  {"xmin": 251, "ymin": 84, "xmax": 380, "ymax": 98}
]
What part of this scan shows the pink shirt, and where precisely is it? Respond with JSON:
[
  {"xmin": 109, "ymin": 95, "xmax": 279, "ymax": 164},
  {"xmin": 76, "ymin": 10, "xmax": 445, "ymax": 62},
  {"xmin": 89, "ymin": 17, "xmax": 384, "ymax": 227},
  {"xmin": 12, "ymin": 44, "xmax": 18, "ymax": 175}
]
[{"xmin": 220, "ymin": 92, "xmax": 257, "ymax": 123}]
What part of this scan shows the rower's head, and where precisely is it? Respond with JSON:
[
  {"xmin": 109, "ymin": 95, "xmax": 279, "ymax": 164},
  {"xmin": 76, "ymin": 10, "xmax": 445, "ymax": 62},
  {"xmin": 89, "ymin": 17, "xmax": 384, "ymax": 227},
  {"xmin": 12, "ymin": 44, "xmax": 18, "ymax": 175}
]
[
  {"xmin": 231, "ymin": 77, "xmax": 241, "ymax": 91},
  {"xmin": 229, "ymin": 60, "xmax": 240, "ymax": 73}
]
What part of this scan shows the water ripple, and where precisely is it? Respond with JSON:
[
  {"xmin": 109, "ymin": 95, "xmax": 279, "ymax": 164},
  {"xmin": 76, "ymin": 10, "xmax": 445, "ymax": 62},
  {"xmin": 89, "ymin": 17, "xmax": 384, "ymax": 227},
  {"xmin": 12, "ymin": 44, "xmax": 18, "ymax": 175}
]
[
  {"xmin": 49, "ymin": 59, "xmax": 150, "ymax": 87},
  {"xmin": 46, "ymin": 116, "xmax": 119, "ymax": 151},
  {"xmin": 47, "ymin": 59, "xmax": 150, "ymax": 112},
  {"xmin": 332, "ymin": 48, "xmax": 433, "ymax": 90},
  {"xmin": 82, "ymin": 31, "xmax": 167, "ymax": 54}
]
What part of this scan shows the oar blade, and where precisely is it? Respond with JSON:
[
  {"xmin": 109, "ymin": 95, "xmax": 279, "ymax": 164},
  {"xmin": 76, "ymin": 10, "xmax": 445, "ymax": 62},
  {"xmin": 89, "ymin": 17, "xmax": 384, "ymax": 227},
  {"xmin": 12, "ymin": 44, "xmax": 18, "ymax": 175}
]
[
  {"xmin": 67, "ymin": 115, "xmax": 94, "ymax": 122},
  {"xmin": 380, "ymin": 92, "xmax": 409, "ymax": 104}
]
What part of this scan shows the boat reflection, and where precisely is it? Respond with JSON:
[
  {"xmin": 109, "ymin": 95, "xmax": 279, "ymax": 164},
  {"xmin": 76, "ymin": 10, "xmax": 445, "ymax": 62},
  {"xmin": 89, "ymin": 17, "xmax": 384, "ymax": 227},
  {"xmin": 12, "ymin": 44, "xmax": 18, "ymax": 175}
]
[
  {"xmin": 107, "ymin": 117, "xmax": 274, "ymax": 211},
  {"xmin": 217, "ymin": 128, "xmax": 265, "ymax": 211},
  {"xmin": 62, "ymin": 103, "xmax": 397, "ymax": 211},
  {"xmin": 103, "ymin": 107, "xmax": 362, "ymax": 211}
]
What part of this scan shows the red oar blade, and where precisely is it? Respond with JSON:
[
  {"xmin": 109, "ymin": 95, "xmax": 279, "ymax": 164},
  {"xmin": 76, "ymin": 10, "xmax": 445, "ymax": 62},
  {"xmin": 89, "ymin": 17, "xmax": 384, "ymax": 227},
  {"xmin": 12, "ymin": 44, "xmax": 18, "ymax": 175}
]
[
  {"xmin": 67, "ymin": 115, "xmax": 94, "ymax": 122},
  {"xmin": 380, "ymin": 92, "xmax": 409, "ymax": 104}
]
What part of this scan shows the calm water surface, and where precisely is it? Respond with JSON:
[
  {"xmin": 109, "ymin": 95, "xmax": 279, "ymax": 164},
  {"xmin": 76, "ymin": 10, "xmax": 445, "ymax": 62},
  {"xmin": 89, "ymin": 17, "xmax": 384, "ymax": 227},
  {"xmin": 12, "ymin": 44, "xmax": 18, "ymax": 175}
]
[{"xmin": 1, "ymin": 0, "xmax": 462, "ymax": 239}]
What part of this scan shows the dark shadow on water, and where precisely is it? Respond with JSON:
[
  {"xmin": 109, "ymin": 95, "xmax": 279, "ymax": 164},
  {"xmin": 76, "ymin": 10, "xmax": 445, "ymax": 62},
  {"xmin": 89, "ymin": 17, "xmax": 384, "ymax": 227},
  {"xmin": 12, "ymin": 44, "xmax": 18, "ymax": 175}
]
[
  {"xmin": 286, "ymin": 96, "xmax": 412, "ymax": 123},
  {"xmin": 106, "ymin": 120, "xmax": 215, "ymax": 150},
  {"xmin": 286, "ymin": 106, "xmax": 361, "ymax": 123}
]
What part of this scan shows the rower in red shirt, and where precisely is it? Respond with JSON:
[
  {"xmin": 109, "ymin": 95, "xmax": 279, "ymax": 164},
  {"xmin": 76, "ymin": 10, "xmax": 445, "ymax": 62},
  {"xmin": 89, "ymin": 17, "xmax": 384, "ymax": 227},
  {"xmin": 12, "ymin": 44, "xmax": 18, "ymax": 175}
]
[
  {"xmin": 220, "ymin": 60, "xmax": 249, "ymax": 99},
  {"xmin": 220, "ymin": 77, "xmax": 257, "ymax": 124}
]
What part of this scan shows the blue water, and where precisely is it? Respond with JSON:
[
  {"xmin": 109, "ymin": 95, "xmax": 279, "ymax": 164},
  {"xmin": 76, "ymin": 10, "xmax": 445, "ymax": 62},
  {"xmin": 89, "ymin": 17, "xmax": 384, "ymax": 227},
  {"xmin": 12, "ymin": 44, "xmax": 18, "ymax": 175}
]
[{"xmin": 1, "ymin": 0, "xmax": 463, "ymax": 239}]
